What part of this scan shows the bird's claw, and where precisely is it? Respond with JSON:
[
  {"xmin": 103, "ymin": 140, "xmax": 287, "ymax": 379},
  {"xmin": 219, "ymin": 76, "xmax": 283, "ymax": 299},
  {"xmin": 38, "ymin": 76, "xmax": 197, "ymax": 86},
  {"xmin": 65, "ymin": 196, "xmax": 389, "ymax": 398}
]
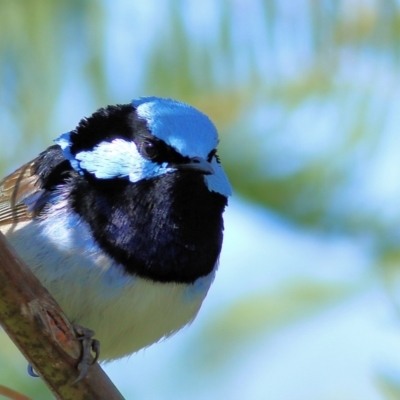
[{"xmin": 72, "ymin": 324, "xmax": 100, "ymax": 383}]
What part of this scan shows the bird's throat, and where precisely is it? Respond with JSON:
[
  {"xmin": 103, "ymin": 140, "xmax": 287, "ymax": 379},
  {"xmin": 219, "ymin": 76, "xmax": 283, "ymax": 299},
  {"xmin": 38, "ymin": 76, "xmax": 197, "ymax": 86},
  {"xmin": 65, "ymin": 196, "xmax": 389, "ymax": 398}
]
[{"xmin": 70, "ymin": 172, "xmax": 227, "ymax": 284}]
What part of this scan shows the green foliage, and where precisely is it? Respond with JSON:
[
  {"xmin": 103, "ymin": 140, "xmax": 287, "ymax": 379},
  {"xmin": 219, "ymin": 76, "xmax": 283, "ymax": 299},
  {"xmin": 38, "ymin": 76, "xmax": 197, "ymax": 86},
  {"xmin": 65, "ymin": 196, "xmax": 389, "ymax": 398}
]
[
  {"xmin": 0, "ymin": 0, "xmax": 107, "ymax": 171},
  {"xmin": 0, "ymin": 331, "xmax": 53, "ymax": 399},
  {"xmin": 192, "ymin": 281, "xmax": 358, "ymax": 371},
  {"xmin": 376, "ymin": 372, "xmax": 400, "ymax": 400},
  {"xmin": 1, "ymin": 1, "xmax": 400, "ymax": 399}
]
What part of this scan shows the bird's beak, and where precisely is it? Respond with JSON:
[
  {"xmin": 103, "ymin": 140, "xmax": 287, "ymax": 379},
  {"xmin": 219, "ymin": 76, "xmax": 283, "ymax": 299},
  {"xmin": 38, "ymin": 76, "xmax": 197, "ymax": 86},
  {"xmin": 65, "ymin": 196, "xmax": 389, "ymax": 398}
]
[{"xmin": 172, "ymin": 157, "xmax": 214, "ymax": 175}]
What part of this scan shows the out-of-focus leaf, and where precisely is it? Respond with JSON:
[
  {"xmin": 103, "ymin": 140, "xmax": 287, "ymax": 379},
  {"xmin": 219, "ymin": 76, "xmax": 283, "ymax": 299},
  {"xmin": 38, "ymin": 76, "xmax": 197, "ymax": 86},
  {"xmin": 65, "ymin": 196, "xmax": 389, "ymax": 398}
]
[
  {"xmin": 0, "ymin": 331, "xmax": 52, "ymax": 399},
  {"xmin": 191, "ymin": 281, "xmax": 359, "ymax": 370},
  {"xmin": 376, "ymin": 371, "xmax": 400, "ymax": 400}
]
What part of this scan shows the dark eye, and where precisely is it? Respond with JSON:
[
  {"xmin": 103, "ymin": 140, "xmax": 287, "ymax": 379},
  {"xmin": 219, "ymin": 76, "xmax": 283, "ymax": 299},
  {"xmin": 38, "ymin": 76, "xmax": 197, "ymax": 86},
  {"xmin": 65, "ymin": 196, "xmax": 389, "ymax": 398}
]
[
  {"xmin": 207, "ymin": 149, "xmax": 217, "ymax": 162},
  {"xmin": 141, "ymin": 140, "xmax": 159, "ymax": 160}
]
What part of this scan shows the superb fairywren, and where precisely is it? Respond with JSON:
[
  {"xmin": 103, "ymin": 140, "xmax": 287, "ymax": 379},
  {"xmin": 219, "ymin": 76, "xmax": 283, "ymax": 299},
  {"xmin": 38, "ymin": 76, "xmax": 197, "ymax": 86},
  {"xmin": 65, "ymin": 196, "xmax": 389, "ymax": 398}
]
[{"xmin": 0, "ymin": 97, "xmax": 231, "ymax": 361}]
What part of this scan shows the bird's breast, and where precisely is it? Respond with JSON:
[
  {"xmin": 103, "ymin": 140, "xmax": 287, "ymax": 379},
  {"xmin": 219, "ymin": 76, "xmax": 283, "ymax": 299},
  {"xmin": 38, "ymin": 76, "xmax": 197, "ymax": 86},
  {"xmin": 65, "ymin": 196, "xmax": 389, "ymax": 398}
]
[{"xmin": 1, "ymin": 208, "xmax": 215, "ymax": 360}]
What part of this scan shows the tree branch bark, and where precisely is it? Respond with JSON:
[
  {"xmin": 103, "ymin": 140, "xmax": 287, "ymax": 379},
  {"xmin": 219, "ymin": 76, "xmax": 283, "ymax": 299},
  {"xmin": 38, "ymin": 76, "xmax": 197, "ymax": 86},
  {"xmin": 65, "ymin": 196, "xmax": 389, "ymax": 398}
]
[{"xmin": 0, "ymin": 232, "xmax": 125, "ymax": 400}]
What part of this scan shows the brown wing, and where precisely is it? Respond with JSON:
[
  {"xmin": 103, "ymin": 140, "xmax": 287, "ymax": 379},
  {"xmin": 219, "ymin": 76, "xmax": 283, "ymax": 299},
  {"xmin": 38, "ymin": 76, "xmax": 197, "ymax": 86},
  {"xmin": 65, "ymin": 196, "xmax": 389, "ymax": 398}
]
[{"xmin": 0, "ymin": 161, "xmax": 41, "ymax": 226}]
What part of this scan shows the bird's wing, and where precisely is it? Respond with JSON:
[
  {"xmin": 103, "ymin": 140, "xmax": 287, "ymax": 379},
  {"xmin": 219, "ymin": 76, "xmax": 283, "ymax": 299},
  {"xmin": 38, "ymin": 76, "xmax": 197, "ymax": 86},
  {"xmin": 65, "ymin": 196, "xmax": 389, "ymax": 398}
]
[
  {"xmin": 0, "ymin": 161, "xmax": 41, "ymax": 225},
  {"xmin": 0, "ymin": 145, "xmax": 72, "ymax": 226}
]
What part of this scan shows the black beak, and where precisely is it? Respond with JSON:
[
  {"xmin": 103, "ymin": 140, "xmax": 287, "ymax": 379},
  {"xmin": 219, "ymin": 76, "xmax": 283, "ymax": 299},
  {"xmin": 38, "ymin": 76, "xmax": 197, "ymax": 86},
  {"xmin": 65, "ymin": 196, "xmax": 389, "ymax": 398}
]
[{"xmin": 171, "ymin": 157, "xmax": 214, "ymax": 175}]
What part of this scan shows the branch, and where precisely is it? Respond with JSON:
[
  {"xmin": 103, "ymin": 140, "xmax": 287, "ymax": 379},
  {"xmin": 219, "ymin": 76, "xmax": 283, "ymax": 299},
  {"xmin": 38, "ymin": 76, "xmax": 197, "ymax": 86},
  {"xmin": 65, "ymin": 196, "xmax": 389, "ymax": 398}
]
[{"xmin": 0, "ymin": 232, "xmax": 125, "ymax": 400}]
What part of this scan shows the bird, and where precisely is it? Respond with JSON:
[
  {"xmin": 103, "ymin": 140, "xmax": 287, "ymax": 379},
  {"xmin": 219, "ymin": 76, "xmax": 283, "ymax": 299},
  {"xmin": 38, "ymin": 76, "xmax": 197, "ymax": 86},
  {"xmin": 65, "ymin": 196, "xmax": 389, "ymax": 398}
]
[{"xmin": 0, "ymin": 97, "xmax": 232, "ymax": 364}]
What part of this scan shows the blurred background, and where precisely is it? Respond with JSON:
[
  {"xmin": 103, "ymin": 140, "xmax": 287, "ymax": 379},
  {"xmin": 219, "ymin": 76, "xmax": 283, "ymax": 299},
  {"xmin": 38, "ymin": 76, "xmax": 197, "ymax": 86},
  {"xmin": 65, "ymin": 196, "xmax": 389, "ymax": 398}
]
[{"xmin": 1, "ymin": 1, "xmax": 400, "ymax": 399}]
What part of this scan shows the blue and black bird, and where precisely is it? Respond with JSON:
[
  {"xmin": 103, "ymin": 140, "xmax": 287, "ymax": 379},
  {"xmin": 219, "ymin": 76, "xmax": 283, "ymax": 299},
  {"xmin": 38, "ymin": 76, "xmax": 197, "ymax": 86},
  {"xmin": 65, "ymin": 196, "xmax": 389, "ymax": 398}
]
[{"xmin": 0, "ymin": 97, "xmax": 231, "ymax": 361}]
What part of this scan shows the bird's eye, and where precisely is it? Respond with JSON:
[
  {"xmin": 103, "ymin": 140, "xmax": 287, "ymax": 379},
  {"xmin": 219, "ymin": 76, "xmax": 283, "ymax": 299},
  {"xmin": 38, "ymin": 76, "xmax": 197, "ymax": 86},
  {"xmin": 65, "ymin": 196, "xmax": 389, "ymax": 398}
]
[
  {"xmin": 141, "ymin": 140, "xmax": 159, "ymax": 160},
  {"xmin": 207, "ymin": 149, "xmax": 217, "ymax": 162}
]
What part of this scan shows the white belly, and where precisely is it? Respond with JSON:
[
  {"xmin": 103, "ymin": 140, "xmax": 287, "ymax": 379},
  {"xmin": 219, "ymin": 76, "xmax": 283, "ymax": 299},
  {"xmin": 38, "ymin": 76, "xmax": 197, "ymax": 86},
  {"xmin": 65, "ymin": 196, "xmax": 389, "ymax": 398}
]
[{"xmin": 1, "ymin": 209, "xmax": 215, "ymax": 360}]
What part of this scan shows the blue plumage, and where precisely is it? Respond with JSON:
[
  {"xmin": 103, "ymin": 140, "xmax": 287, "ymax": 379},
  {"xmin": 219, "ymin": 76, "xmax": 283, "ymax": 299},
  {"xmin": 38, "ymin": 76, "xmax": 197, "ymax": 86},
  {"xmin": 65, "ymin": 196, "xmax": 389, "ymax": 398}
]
[{"xmin": 133, "ymin": 97, "xmax": 219, "ymax": 159}]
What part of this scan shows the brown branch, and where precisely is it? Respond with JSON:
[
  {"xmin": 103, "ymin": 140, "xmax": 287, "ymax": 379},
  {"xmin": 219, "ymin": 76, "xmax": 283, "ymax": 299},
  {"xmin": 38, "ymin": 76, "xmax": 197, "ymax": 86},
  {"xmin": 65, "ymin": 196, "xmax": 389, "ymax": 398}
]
[
  {"xmin": 0, "ymin": 232, "xmax": 125, "ymax": 400},
  {"xmin": 0, "ymin": 384, "xmax": 32, "ymax": 400}
]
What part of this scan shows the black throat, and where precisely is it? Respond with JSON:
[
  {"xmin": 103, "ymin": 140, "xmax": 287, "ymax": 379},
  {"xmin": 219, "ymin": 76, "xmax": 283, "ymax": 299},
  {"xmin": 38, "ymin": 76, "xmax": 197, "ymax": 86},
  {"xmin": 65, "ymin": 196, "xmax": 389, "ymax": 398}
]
[{"xmin": 69, "ymin": 171, "xmax": 227, "ymax": 284}]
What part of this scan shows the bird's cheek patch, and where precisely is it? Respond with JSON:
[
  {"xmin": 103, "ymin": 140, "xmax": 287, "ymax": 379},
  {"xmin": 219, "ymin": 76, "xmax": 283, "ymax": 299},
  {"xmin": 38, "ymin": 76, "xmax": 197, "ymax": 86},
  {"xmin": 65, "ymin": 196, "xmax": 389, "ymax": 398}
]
[
  {"xmin": 56, "ymin": 135, "xmax": 173, "ymax": 183},
  {"xmin": 75, "ymin": 139, "xmax": 136, "ymax": 179}
]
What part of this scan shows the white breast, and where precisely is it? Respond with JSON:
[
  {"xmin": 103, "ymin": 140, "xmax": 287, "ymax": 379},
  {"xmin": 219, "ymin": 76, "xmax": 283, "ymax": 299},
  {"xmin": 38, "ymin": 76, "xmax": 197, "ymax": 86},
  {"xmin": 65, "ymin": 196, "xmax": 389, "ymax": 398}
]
[{"xmin": 1, "ymin": 206, "xmax": 215, "ymax": 361}]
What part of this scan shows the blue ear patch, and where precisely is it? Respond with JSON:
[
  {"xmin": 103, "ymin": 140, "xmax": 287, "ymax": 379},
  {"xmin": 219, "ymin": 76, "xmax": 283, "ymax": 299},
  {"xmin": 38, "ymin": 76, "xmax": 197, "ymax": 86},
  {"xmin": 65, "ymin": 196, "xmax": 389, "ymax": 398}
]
[{"xmin": 55, "ymin": 133, "xmax": 174, "ymax": 182}]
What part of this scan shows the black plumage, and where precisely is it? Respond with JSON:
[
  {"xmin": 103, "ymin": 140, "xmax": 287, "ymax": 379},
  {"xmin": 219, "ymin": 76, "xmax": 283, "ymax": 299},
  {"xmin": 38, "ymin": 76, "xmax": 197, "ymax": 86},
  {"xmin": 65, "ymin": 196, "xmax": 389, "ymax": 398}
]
[
  {"xmin": 69, "ymin": 169, "xmax": 227, "ymax": 283},
  {"xmin": 28, "ymin": 105, "xmax": 228, "ymax": 284}
]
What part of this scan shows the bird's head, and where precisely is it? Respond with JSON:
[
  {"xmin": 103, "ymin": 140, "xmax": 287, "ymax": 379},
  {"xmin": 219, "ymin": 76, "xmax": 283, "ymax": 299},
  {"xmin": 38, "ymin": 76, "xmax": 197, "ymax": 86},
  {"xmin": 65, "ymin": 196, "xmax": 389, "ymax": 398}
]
[{"xmin": 55, "ymin": 97, "xmax": 231, "ymax": 197}]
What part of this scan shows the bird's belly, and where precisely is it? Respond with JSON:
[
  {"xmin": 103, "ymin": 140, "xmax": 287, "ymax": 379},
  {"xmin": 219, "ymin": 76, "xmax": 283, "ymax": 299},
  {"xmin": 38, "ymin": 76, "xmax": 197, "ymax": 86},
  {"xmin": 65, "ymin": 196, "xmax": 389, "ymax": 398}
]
[
  {"xmin": 59, "ymin": 274, "xmax": 210, "ymax": 361},
  {"xmin": 1, "ymin": 216, "xmax": 214, "ymax": 361}
]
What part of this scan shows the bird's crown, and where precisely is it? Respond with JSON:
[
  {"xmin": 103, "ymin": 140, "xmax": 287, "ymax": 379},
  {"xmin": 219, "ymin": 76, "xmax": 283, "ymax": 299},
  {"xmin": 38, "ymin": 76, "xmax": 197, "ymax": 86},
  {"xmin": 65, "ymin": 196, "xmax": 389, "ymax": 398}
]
[{"xmin": 55, "ymin": 97, "xmax": 232, "ymax": 196}]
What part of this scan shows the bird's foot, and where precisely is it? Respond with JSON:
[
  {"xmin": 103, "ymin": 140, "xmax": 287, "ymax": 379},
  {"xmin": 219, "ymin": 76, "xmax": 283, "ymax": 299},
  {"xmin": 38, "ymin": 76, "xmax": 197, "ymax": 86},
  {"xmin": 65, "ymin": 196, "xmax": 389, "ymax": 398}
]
[{"xmin": 73, "ymin": 324, "xmax": 100, "ymax": 383}]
